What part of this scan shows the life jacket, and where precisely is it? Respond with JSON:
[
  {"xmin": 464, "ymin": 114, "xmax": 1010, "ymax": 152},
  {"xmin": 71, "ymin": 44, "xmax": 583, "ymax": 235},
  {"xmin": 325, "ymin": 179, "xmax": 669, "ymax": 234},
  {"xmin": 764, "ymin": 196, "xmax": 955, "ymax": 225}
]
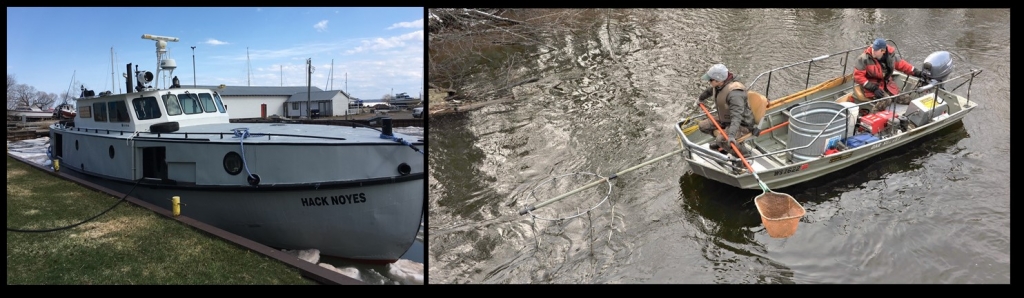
[
  {"xmin": 714, "ymin": 80, "xmax": 746, "ymax": 124},
  {"xmin": 853, "ymin": 45, "xmax": 914, "ymax": 101}
]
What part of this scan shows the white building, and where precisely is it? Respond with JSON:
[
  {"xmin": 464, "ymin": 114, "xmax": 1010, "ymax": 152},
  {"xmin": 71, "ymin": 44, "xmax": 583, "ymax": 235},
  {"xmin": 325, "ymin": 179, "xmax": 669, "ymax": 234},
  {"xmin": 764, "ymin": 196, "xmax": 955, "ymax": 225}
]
[
  {"xmin": 192, "ymin": 85, "xmax": 352, "ymax": 119},
  {"xmin": 285, "ymin": 90, "xmax": 352, "ymax": 118}
]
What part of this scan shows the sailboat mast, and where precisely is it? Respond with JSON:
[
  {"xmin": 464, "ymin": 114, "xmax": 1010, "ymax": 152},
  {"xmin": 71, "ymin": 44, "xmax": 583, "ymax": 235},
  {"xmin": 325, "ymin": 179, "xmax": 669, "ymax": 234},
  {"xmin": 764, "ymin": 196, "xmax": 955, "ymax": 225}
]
[
  {"xmin": 247, "ymin": 47, "xmax": 251, "ymax": 86},
  {"xmin": 111, "ymin": 47, "xmax": 116, "ymax": 93},
  {"xmin": 325, "ymin": 59, "xmax": 335, "ymax": 90}
]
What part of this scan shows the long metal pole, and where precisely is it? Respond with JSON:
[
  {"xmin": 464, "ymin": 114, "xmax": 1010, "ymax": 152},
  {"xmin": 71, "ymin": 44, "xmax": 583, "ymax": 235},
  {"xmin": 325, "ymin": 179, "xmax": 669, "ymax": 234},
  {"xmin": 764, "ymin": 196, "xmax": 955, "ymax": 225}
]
[
  {"xmin": 191, "ymin": 46, "xmax": 196, "ymax": 87},
  {"xmin": 518, "ymin": 147, "xmax": 685, "ymax": 215},
  {"xmin": 307, "ymin": 58, "xmax": 311, "ymax": 118},
  {"xmin": 247, "ymin": 47, "xmax": 251, "ymax": 86},
  {"xmin": 111, "ymin": 47, "xmax": 116, "ymax": 92}
]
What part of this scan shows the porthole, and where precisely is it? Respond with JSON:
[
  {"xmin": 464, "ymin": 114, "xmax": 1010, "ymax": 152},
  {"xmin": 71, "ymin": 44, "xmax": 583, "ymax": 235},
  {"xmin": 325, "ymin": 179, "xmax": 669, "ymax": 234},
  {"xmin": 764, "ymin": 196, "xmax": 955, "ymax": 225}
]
[
  {"xmin": 223, "ymin": 152, "xmax": 243, "ymax": 175},
  {"xmin": 109, "ymin": 145, "xmax": 115, "ymax": 159},
  {"xmin": 397, "ymin": 163, "xmax": 411, "ymax": 176}
]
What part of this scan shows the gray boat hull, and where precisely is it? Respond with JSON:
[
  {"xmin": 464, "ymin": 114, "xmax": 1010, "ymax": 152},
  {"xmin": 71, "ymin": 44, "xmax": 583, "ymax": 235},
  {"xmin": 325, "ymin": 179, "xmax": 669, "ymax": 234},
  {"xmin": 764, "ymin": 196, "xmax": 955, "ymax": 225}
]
[{"xmin": 58, "ymin": 163, "xmax": 423, "ymax": 263}]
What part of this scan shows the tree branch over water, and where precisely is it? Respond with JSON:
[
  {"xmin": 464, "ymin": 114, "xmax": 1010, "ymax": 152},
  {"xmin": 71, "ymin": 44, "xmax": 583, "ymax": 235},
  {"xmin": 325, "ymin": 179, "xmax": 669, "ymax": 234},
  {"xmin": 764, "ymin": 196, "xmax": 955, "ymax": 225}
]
[{"xmin": 429, "ymin": 9, "xmax": 604, "ymax": 110}]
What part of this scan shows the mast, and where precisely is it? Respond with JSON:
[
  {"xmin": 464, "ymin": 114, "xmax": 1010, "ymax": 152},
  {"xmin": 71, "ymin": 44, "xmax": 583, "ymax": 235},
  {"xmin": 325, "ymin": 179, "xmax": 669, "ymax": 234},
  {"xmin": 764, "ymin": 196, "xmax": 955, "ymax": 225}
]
[
  {"xmin": 325, "ymin": 59, "xmax": 334, "ymax": 91},
  {"xmin": 111, "ymin": 47, "xmax": 116, "ymax": 93},
  {"xmin": 247, "ymin": 47, "xmax": 251, "ymax": 86}
]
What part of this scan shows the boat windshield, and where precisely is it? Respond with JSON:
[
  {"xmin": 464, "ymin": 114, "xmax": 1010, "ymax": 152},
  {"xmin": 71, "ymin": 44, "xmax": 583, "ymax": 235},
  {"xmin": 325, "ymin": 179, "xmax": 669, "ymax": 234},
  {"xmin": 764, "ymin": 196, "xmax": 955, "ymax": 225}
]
[
  {"xmin": 163, "ymin": 94, "xmax": 182, "ymax": 116},
  {"xmin": 213, "ymin": 92, "xmax": 226, "ymax": 113},
  {"xmin": 198, "ymin": 93, "xmax": 218, "ymax": 113},
  {"xmin": 178, "ymin": 93, "xmax": 204, "ymax": 115},
  {"xmin": 133, "ymin": 96, "xmax": 162, "ymax": 120}
]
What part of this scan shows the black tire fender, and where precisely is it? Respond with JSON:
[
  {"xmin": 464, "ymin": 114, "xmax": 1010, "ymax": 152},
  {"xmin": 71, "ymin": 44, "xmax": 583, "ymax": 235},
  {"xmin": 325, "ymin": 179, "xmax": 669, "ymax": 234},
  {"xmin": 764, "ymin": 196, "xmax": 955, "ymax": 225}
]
[{"xmin": 150, "ymin": 122, "xmax": 180, "ymax": 133}]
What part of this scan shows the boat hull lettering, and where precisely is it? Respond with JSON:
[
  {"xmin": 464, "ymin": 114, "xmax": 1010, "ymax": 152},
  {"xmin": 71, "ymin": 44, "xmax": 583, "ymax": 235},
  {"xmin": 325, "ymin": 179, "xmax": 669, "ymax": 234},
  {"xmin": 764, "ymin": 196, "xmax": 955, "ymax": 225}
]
[{"xmin": 301, "ymin": 193, "xmax": 367, "ymax": 206}]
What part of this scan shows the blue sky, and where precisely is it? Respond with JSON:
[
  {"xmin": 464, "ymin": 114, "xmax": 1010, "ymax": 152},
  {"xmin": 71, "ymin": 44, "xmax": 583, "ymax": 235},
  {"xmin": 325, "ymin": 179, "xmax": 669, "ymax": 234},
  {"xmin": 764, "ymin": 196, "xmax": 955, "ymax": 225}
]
[{"xmin": 7, "ymin": 7, "xmax": 424, "ymax": 103}]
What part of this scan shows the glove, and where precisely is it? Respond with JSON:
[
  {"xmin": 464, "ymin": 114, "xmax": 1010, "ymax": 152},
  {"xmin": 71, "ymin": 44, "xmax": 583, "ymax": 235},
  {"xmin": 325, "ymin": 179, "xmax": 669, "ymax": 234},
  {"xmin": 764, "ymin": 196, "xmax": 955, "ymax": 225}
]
[
  {"xmin": 863, "ymin": 81, "xmax": 878, "ymax": 91},
  {"xmin": 750, "ymin": 126, "xmax": 762, "ymax": 137},
  {"xmin": 873, "ymin": 88, "xmax": 886, "ymax": 99},
  {"xmin": 912, "ymin": 68, "xmax": 931, "ymax": 80},
  {"xmin": 697, "ymin": 87, "xmax": 713, "ymax": 103}
]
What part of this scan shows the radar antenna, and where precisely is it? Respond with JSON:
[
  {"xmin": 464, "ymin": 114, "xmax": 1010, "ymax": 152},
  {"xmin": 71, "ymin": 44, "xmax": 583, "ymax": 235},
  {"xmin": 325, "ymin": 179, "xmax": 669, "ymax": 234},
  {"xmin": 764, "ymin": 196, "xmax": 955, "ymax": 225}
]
[{"xmin": 141, "ymin": 34, "xmax": 180, "ymax": 89}]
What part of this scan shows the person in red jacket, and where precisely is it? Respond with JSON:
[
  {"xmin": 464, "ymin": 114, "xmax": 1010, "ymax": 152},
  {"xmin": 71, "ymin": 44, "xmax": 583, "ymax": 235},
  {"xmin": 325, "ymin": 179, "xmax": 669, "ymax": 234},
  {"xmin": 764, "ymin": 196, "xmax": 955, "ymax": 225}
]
[{"xmin": 853, "ymin": 38, "xmax": 930, "ymax": 113}]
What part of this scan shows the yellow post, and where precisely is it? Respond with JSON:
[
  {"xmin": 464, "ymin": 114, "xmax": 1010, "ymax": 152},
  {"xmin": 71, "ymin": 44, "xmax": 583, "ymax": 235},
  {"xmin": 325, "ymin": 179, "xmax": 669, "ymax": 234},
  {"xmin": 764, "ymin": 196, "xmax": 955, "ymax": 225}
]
[
  {"xmin": 54, "ymin": 159, "xmax": 60, "ymax": 172},
  {"xmin": 172, "ymin": 196, "xmax": 181, "ymax": 217}
]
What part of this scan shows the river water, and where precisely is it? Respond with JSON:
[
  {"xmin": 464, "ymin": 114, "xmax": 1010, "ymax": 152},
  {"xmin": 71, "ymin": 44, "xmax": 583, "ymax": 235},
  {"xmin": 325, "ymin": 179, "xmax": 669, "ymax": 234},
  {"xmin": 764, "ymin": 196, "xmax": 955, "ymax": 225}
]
[{"xmin": 427, "ymin": 9, "xmax": 1009, "ymax": 284}]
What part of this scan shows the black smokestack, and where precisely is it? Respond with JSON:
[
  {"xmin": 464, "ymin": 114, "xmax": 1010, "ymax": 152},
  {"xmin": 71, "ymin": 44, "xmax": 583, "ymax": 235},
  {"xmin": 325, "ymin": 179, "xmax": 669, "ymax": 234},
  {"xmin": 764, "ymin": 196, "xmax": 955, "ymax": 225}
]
[{"xmin": 126, "ymin": 63, "xmax": 133, "ymax": 94}]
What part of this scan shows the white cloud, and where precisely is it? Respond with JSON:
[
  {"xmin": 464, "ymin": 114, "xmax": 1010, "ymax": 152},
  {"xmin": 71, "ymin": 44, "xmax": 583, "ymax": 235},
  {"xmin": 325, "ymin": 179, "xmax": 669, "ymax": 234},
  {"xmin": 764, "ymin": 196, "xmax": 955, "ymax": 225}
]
[
  {"xmin": 221, "ymin": 42, "xmax": 348, "ymax": 61},
  {"xmin": 387, "ymin": 18, "xmax": 423, "ymax": 30},
  {"xmin": 345, "ymin": 30, "xmax": 423, "ymax": 55},
  {"xmin": 314, "ymin": 20, "xmax": 329, "ymax": 32},
  {"xmin": 205, "ymin": 39, "xmax": 230, "ymax": 46}
]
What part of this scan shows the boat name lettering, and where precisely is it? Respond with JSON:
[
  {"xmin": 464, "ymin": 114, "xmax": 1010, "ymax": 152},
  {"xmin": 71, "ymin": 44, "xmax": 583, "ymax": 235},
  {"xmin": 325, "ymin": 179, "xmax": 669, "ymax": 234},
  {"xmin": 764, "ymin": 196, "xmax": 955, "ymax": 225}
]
[
  {"xmin": 300, "ymin": 193, "xmax": 367, "ymax": 206},
  {"xmin": 773, "ymin": 165, "xmax": 802, "ymax": 176},
  {"xmin": 828, "ymin": 152, "xmax": 854, "ymax": 163},
  {"xmin": 869, "ymin": 136, "xmax": 902, "ymax": 150}
]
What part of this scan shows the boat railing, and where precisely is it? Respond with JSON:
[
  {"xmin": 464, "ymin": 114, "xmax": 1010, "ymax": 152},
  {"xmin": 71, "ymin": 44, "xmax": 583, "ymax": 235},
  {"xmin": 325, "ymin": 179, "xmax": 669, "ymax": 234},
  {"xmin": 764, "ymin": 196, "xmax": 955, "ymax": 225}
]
[
  {"xmin": 748, "ymin": 45, "xmax": 867, "ymax": 101},
  {"xmin": 736, "ymin": 69, "xmax": 983, "ymax": 163},
  {"xmin": 55, "ymin": 125, "xmax": 354, "ymax": 142}
]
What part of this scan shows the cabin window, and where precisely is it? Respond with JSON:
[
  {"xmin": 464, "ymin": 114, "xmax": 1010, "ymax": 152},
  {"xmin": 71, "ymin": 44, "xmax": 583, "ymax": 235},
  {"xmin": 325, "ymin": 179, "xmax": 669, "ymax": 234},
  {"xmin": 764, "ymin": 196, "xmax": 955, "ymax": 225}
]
[
  {"xmin": 163, "ymin": 94, "xmax": 182, "ymax": 116},
  {"xmin": 133, "ymin": 97, "xmax": 162, "ymax": 120},
  {"xmin": 79, "ymin": 106, "xmax": 92, "ymax": 118},
  {"xmin": 198, "ymin": 93, "xmax": 218, "ymax": 113},
  {"xmin": 179, "ymin": 93, "xmax": 203, "ymax": 114},
  {"xmin": 108, "ymin": 101, "xmax": 131, "ymax": 122},
  {"xmin": 92, "ymin": 102, "xmax": 108, "ymax": 122},
  {"xmin": 293, "ymin": 103, "xmax": 299, "ymax": 110},
  {"xmin": 213, "ymin": 93, "xmax": 226, "ymax": 113}
]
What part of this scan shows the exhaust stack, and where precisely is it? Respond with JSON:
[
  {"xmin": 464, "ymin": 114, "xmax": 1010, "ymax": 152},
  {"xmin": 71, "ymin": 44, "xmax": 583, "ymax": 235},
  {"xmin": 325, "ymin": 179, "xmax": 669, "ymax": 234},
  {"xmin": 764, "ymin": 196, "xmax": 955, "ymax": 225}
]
[{"xmin": 126, "ymin": 63, "xmax": 133, "ymax": 94}]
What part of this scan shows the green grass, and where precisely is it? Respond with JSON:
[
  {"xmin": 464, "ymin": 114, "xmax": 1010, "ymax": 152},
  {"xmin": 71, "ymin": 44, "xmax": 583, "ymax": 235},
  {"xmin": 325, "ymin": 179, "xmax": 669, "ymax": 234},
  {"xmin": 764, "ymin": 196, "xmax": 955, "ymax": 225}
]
[{"xmin": 6, "ymin": 155, "xmax": 318, "ymax": 285}]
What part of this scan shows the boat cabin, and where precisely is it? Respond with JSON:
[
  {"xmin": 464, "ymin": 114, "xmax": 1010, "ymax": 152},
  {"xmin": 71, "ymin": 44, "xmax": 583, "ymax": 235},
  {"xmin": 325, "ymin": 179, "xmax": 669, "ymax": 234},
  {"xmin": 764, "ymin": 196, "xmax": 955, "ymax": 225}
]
[{"xmin": 73, "ymin": 87, "xmax": 230, "ymax": 132}]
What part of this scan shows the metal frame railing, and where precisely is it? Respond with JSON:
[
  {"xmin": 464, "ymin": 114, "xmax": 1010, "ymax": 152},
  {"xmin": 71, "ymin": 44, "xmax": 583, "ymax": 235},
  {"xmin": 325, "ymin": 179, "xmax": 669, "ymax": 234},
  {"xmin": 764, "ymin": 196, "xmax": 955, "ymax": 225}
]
[{"xmin": 53, "ymin": 125, "xmax": 352, "ymax": 142}]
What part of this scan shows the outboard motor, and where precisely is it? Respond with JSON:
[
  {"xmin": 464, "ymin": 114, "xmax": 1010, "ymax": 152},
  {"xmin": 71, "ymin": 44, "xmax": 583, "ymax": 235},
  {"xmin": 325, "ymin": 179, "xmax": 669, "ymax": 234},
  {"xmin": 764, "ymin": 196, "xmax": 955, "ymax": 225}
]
[{"xmin": 922, "ymin": 51, "xmax": 954, "ymax": 89}]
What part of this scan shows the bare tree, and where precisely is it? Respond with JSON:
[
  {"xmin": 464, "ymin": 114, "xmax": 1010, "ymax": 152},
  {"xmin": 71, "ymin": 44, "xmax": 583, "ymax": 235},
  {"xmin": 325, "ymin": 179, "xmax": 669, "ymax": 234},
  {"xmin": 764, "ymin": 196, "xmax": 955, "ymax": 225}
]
[
  {"xmin": 381, "ymin": 93, "xmax": 394, "ymax": 104},
  {"xmin": 7, "ymin": 73, "xmax": 17, "ymax": 109},
  {"xmin": 58, "ymin": 90, "xmax": 77, "ymax": 107},
  {"xmin": 7, "ymin": 73, "xmax": 15, "ymax": 95},
  {"xmin": 8, "ymin": 84, "xmax": 36, "ymax": 109},
  {"xmin": 33, "ymin": 91, "xmax": 57, "ymax": 109},
  {"xmin": 428, "ymin": 9, "xmax": 604, "ymax": 104}
]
